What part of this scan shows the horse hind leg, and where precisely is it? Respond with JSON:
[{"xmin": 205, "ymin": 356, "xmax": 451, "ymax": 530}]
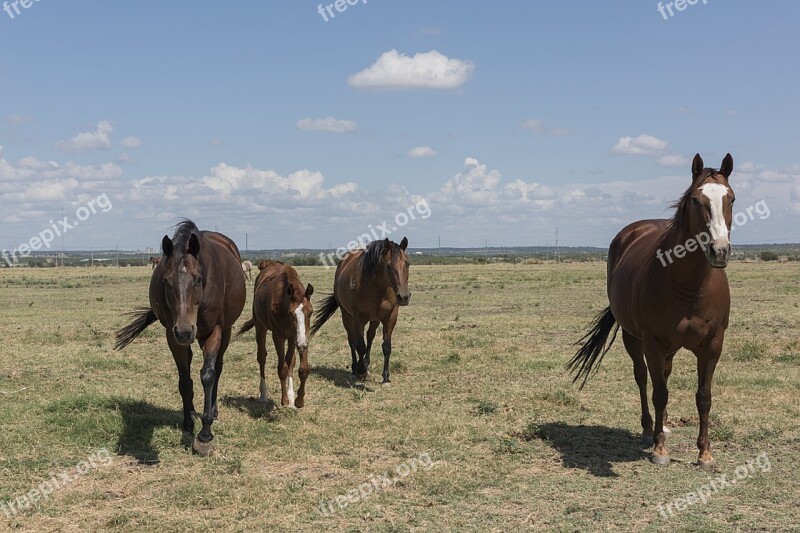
[
  {"xmin": 643, "ymin": 339, "xmax": 671, "ymax": 466},
  {"xmin": 662, "ymin": 352, "xmax": 677, "ymax": 436},
  {"xmin": 256, "ymin": 325, "xmax": 269, "ymax": 403},
  {"xmin": 622, "ymin": 330, "xmax": 653, "ymax": 442}
]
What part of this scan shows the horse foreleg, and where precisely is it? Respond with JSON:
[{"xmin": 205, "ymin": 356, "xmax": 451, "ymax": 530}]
[
  {"xmin": 275, "ymin": 335, "xmax": 294, "ymax": 407},
  {"xmin": 195, "ymin": 326, "xmax": 222, "ymax": 453},
  {"xmin": 167, "ymin": 333, "xmax": 195, "ymax": 434},
  {"xmin": 296, "ymin": 343, "xmax": 310, "ymax": 408},
  {"xmin": 381, "ymin": 308, "xmax": 399, "ymax": 385},
  {"xmin": 695, "ymin": 338, "xmax": 722, "ymax": 471},
  {"xmin": 366, "ymin": 321, "xmax": 379, "ymax": 371}
]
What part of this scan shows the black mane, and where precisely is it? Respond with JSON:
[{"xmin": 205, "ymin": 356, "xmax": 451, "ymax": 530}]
[
  {"xmin": 670, "ymin": 168, "xmax": 720, "ymax": 228},
  {"xmin": 359, "ymin": 239, "xmax": 401, "ymax": 276}
]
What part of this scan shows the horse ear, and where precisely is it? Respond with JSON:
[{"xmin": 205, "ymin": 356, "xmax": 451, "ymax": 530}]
[
  {"xmin": 305, "ymin": 283, "xmax": 314, "ymax": 298},
  {"xmin": 187, "ymin": 234, "xmax": 200, "ymax": 258},
  {"xmin": 162, "ymin": 236, "xmax": 173, "ymax": 257},
  {"xmin": 400, "ymin": 237, "xmax": 408, "ymax": 251},
  {"xmin": 692, "ymin": 154, "xmax": 704, "ymax": 178},
  {"xmin": 720, "ymin": 153, "xmax": 734, "ymax": 179}
]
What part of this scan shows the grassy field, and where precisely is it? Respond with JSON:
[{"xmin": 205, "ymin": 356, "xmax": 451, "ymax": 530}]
[{"xmin": 0, "ymin": 262, "xmax": 798, "ymax": 532}]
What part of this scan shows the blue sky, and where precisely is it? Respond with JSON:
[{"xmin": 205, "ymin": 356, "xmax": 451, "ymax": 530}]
[{"xmin": 1, "ymin": 0, "xmax": 799, "ymax": 252}]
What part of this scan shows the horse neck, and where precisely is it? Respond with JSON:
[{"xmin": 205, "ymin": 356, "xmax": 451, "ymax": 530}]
[{"xmin": 662, "ymin": 222, "xmax": 714, "ymax": 291}]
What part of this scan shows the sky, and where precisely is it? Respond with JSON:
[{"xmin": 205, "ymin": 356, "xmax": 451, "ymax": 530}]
[{"xmin": 1, "ymin": 0, "xmax": 799, "ymax": 252}]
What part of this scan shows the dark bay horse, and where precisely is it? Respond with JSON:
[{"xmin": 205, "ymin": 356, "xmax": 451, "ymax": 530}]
[
  {"xmin": 149, "ymin": 256, "xmax": 161, "ymax": 270},
  {"xmin": 238, "ymin": 260, "xmax": 314, "ymax": 408},
  {"xmin": 311, "ymin": 238, "xmax": 410, "ymax": 384},
  {"xmin": 569, "ymin": 154, "xmax": 735, "ymax": 471},
  {"xmin": 115, "ymin": 220, "xmax": 246, "ymax": 456}
]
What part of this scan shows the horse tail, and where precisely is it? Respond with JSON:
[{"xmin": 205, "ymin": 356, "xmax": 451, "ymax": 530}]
[
  {"xmin": 115, "ymin": 308, "xmax": 158, "ymax": 350},
  {"xmin": 566, "ymin": 307, "xmax": 620, "ymax": 389},
  {"xmin": 310, "ymin": 293, "xmax": 339, "ymax": 337},
  {"xmin": 237, "ymin": 317, "xmax": 256, "ymax": 337}
]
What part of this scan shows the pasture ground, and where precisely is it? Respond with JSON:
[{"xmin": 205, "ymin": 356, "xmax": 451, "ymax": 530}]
[{"xmin": 0, "ymin": 262, "xmax": 798, "ymax": 532}]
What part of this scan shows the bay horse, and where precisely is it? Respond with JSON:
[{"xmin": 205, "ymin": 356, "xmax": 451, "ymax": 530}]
[
  {"xmin": 237, "ymin": 261, "xmax": 314, "ymax": 408},
  {"xmin": 149, "ymin": 256, "xmax": 161, "ymax": 270},
  {"xmin": 569, "ymin": 154, "xmax": 734, "ymax": 471},
  {"xmin": 242, "ymin": 260, "xmax": 252, "ymax": 282},
  {"xmin": 311, "ymin": 238, "xmax": 410, "ymax": 384},
  {"xmin": 115, "ymin": 220, "xmax": 246, "ymax": 456}
]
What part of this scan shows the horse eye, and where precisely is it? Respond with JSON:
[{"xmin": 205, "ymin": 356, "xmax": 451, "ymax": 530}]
[
  {"xmin": 730, "ymin": 198, "xmax": 736, "ymax": 205},
  {"xmin": 195, "ymin": 277, "xmax": 203, "ymax": 286}
]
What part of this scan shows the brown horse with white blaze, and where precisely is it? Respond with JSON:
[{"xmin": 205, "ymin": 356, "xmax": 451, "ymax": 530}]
[
  {"xmin": 311, "ymin": 238, "xmax": 410, "ymax": 384},
  {"xmin": 238, "ymin": 260, "xmax": 314, "ymax": 408},
  {"xmin": 568, "ymin": 154, "xmax": 735, "ymax": 471},
  {"xmin": 115, "ymin": 220, "xmax": 246, "ymax": 456}
]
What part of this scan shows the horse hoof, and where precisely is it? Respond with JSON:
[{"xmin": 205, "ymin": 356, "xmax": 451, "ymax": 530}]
[
  {"xmin": 381, "ymin": 381, "xmax": 391, "ymax": 388},
  {"xmin": 192, "ymin": 437, "xmax": 215, "ymax": 457},
  {"xmin": 697, "ymin": 460, "xmax": 717, "ymax": 472},
  {"xmin": 650, "ymin": 454, "xmax": 670, "ymax": 466}
]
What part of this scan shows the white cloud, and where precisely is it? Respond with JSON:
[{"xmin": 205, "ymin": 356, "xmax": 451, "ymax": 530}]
[
  {"xmin": 6, "ymin": 114, "xmax": 33, "ymax": 124},
  {"xmin": 120, "ymin": 136, "xmax": 142, "ymax": 149},
  {"xmin": 612, "ymin": 134, "xmax": 668, "ymax": 156},
  {"xmin": 408, "ymin": 146, "xmax": 437, "ymax": 159},
  {"xmin": 56, "ymin": 121, "xmax": 113, "ymax": 152},
  {"xmin": 657, "ymin": 154, "xmax": 688, "ymax": 167},
  {"xmin": 522, "ymin": 119, "xmax": 570, "ymax": 137},
  {"xmin": 348, "ymin": 50, "xmax": 474, "ymax": 90},
  {"xmin": 297, "ymin": 117, "xmax": 357, "ymax": 133}
]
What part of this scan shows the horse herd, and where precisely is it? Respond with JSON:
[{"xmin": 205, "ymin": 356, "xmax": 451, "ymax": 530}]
[{"xmin": 117, "ymin": 153, "xmax": 736, "ymax": 471}]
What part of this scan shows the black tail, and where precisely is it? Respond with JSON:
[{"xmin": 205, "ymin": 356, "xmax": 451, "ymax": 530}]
[
  {"xmin": 567, "ymin": 307, "xmax": 620, "ymax": 389},
  {"xmin": 115, "ymin": 308, "xmax": 158, "ymax": 350},
  {"xmin": 237, "ymin": 317, "xmax": 256, "ymax": 337},
  {"xmin": 310, "ymin": 293, "xmax": 339, "ymax": 337}
]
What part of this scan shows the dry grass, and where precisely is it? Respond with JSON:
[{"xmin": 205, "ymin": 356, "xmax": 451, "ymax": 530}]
[{"xmin": 0, "ymin": 262, "xmax": 798, "ymax": 532}]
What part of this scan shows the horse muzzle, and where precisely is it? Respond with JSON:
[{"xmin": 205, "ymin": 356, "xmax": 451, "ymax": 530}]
[
  {"xmin": 173, "ymin": 325, "xmax": 197, "ymax": 345},
  {"xmin": 397, "ymin": 293, "xmax": 411, "ymax": 306},
  {"xmin": 706, "ymin": 243, "xmax": 731, "ymax": 269}
]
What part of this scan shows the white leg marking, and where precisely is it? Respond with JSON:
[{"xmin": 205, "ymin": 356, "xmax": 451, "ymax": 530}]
[
  {"xmin": 259, "ymin": 377, "xmax": 268, "ymax": 403},
  {"xmin": 287, "ymin": 376, "xmax": 296, "ymax": 407}
]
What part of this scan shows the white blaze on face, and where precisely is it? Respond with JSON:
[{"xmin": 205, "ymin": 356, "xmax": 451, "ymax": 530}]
[
  {"xmin": 294, "ymin": 303, "xmax": 307, "ymax": 349},
  {"xmin": 701, "ymin": 183, "xmax": 731, "ymax": 244}
]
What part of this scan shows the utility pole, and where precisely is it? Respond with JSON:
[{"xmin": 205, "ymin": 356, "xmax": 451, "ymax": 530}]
[
  {"xmin": 116, "ymin": 245, "xmax": 119, "ymax": 268},
  {"xmin": 555, "ymin": 227, "xmax": 560, "ymax": 264},
  {"xmin": 61, "ymin": 208, "xmax": 65, "ymax": 267},
  {"xmin": 245, "ymin": 233, "xmax": 248, "ymax": 252}
]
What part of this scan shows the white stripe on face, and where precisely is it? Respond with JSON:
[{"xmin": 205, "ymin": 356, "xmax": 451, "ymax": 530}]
[
  {"xmin": 294, "ymin": 303, "xmax": 307, "ymax": 348},
  {"xmin": 701, "ymin": 183, "xmax": 731, "ymax": 243}
]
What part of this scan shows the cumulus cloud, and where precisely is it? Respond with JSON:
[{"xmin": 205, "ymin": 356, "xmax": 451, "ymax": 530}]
[
  {"xmin": 348, "ymin": 50, "xmax": 474, "ymax": 90},
  {"xmin": 612, "ymin": 134, "xmax": 668, "ymax": 156},
  {"xmin": 408, "ymin": 146, "xmax": 437, "ymax": 158},
  {"xmin": 297, "ymin": 117, "xmax": 358, "ymax": 133},
  {"xmin": 120, "ymin": 136, "xmax": 143, "ymax": 149},
  {"xmin": 56, "ymin": 121, "xmax": 113, "ymax": 152}
]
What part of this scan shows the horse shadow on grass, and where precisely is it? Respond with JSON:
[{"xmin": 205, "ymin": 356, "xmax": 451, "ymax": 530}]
[
  {"xmin": 113, "ymin": 399, "xmax": 191, "ymax": 465},
  {"xmin": 313, "ymin": 365, "xmax": 374, "ymax": 391},
  {"xmin": 523, "ymin": 422, "xmax": 650, "ymax": 477},
  {"xmin": 221, "ymin": 395, "xmax": 278, "ymax": 421}
]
